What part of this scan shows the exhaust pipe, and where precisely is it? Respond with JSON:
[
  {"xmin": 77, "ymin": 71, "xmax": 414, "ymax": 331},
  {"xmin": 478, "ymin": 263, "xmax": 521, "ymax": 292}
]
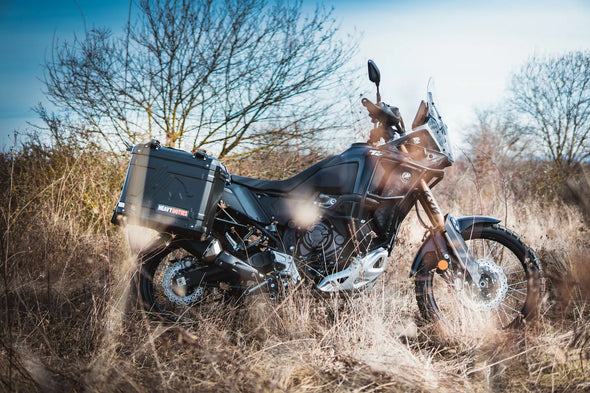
[{"xmin": 179, "ymin": 237, "xmax": 263, "ymax": 281}]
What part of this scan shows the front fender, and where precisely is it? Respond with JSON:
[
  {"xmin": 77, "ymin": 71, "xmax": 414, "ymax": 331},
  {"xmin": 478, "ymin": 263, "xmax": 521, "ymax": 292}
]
[{"xmin": 409, "ymin": 215, "xmax": 501, "ymax": 277}]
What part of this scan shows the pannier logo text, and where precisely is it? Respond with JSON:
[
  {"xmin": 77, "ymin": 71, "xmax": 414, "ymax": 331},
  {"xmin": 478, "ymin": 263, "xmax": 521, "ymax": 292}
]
[{"xmin": 157, "ymin": 204, "xmax": 189, "ymax": 217}]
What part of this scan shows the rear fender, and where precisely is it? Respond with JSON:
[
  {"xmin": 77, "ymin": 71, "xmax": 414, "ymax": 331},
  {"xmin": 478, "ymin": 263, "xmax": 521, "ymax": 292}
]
[{"xmin": 409, "ymin": 215, "xmax": 501, "ymax": 277}]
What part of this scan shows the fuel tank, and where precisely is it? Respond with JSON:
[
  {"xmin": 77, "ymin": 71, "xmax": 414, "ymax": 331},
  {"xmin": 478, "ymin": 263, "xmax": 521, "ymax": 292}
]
[{"xmin": 221, "ymin": 143, "xmax": 375, "ymax": 225}]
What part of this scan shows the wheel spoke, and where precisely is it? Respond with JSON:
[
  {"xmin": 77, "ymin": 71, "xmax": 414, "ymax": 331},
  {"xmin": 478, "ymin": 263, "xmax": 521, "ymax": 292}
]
[
  {"xmin": 481, "ymin": 238, "xmax": 488, "ymax": 259},
  {"xmin": 508, "ymin": 287, "xmax": 527, "ymax": 296},
  {"xmin": 499, "ymin": 303, "xmax": 514, "ymax": 320},
  {"xmin": 508, "ymin": 280, "xmax": 528, "ymax": 287},
  {"xmin": 503, "ymin": 263, "xmax": 521, "ymax": 272},
  {"xmin": 506, "ymin": 269, "xmax": 525, "ymax": 275},
  {"xmin": 507, "ymin": 291, "xmax": 526, "ymax": 302},
  {"xmin": 500, "ymin": 301, "xmax": 521, "ymax": 314},
  {"xmin": 502, "ymin": 255, "xmax": 522, "ymax": 270},
  {"xmin": 496, "ymin": 308, "xmax": 506, "ymax": 328},
  {"xmin": 486, "ymin": 240, "xmax": 500, "ymax": 260}
]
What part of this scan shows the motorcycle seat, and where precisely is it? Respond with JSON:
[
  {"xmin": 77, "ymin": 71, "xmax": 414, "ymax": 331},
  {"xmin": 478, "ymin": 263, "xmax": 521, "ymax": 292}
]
[{"xmin": 231, "ymin": 156, "xmax": 338, "ymax": 193}]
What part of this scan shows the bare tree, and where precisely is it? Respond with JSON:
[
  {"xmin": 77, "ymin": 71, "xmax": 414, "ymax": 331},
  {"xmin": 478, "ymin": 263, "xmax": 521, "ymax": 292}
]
[
  {"xmin": 42, "ymin": 0, "xmax": 355, "ymax": 157},
  {"xmin": 467, "ymin": 108, "xmax": 530, "ymax": 173},
  {"xmin": 508, "ymin": 51, "xmax": 590, "ymax": 172}
]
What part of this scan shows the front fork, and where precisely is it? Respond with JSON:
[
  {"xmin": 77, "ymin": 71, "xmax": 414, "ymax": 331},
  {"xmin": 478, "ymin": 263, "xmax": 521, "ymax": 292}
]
[{"xmin": 417, "ymin": 179, "xmax": 481, "ymax": 285}]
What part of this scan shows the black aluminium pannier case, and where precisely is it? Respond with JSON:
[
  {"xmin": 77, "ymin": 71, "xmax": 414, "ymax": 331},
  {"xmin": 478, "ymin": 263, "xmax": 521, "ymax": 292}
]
[{"xmin": 111, "ymin": 140, "xmax": 228, "ymax": 236}]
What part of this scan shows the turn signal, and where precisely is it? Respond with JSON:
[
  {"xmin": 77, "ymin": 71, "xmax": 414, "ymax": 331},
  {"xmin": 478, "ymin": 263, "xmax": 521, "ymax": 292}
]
[{"xmin": 437, "ymin": 259, "xmax": 449, "ymax": 271}]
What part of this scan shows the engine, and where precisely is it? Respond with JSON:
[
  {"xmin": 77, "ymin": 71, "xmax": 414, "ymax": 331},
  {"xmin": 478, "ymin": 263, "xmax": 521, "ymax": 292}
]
[
  {"xmin": 287, "ymin": 216, "xmax": 376, "ymax": 281},
  {"xmin": 298, "ymin": 219, "xmax": 347, "ymax": 264}
]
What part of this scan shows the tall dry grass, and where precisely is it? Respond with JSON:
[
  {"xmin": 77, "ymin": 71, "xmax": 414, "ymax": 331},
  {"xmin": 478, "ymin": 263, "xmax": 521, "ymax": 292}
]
[{"xmin": 1, "ymin": 138, "xmax": 589, "ymax": 392}]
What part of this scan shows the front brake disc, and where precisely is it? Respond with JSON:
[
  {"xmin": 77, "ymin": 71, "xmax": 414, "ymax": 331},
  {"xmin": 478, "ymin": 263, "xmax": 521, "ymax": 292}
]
[{"xmin": 458, "ymin": 259, "xmax": 508, "ymax": 311}]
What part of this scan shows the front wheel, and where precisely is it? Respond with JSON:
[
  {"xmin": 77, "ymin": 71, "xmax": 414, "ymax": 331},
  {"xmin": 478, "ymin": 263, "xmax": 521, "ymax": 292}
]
[{"xmin": 415, "ymin": 224, "xmax": 542, "ymax": 328}]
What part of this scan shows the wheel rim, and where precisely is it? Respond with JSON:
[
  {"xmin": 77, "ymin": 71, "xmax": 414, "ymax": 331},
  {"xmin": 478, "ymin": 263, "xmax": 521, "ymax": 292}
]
[{"xmin": 429, "ymin": 236, "xmax": 529, "ymax": 329}]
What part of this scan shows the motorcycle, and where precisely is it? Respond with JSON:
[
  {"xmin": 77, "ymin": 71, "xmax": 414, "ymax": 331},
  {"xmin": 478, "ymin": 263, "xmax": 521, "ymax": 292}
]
[{"xmin": 111, "ymin": 60, "xmax": 542, "ymax": 328}]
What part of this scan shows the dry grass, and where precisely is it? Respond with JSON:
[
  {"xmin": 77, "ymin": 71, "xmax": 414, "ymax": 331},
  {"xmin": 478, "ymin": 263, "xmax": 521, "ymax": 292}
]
[{"xmin": 1, "ymin": 141, "xmax": 590, "ymax": 392}]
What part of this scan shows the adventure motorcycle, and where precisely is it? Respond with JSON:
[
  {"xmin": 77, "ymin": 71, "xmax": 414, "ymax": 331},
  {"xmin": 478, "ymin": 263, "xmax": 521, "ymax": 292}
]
[{"xmin": 112, "ymin": 60, "xmax": 542, "ymax": 328}]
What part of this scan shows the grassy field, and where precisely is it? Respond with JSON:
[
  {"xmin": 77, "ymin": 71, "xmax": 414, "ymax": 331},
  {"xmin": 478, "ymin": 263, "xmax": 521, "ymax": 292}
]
[{"xmin": 1, "ymin": 142, "xmax": 589, "ymax": 392}]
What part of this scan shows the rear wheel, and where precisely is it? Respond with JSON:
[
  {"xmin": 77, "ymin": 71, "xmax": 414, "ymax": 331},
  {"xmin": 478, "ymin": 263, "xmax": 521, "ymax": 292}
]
[
  {"xmin": 137, "ymin": 242, "xmax": 238, "ymax": 322},
  {"xmin": 415, "ymin": 224, "xmax": 542, "ymax": 328}
]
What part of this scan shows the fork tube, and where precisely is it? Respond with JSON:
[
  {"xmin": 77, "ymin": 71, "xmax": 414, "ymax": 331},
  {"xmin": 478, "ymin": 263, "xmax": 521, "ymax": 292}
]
[
  {"xmin": 418, "ymin": 178, "xmax": 473, "ymax": 274},
  {"xmin": 418, "ymin": 179, "xmax": 445, "ymax": 230},
  {"xmin": 399, "ymin": 143, "xmax": 445, "ymax": 230}
]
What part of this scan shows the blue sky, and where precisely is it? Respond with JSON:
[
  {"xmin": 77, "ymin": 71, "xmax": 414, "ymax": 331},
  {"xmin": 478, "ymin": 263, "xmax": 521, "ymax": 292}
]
[
  {"xmin": 1, "ymin": 0, "xmax": 590, "ymax": 150},
  {"xmin": 0, "ymin": 0, "xmax": 130, "ymax": 148}
]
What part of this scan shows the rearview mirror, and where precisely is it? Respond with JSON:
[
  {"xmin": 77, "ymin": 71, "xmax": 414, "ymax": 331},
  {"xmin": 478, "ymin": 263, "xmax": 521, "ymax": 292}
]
[{"xmin": 368, "ymin": 60, "xmax": 381, "ymax": 86}]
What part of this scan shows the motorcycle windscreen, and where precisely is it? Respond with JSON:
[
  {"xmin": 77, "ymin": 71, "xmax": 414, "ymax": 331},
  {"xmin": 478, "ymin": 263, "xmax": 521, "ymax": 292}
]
[{"xmin": 426, "ymin": 91, "xmax": 454, "ymax": 163}]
